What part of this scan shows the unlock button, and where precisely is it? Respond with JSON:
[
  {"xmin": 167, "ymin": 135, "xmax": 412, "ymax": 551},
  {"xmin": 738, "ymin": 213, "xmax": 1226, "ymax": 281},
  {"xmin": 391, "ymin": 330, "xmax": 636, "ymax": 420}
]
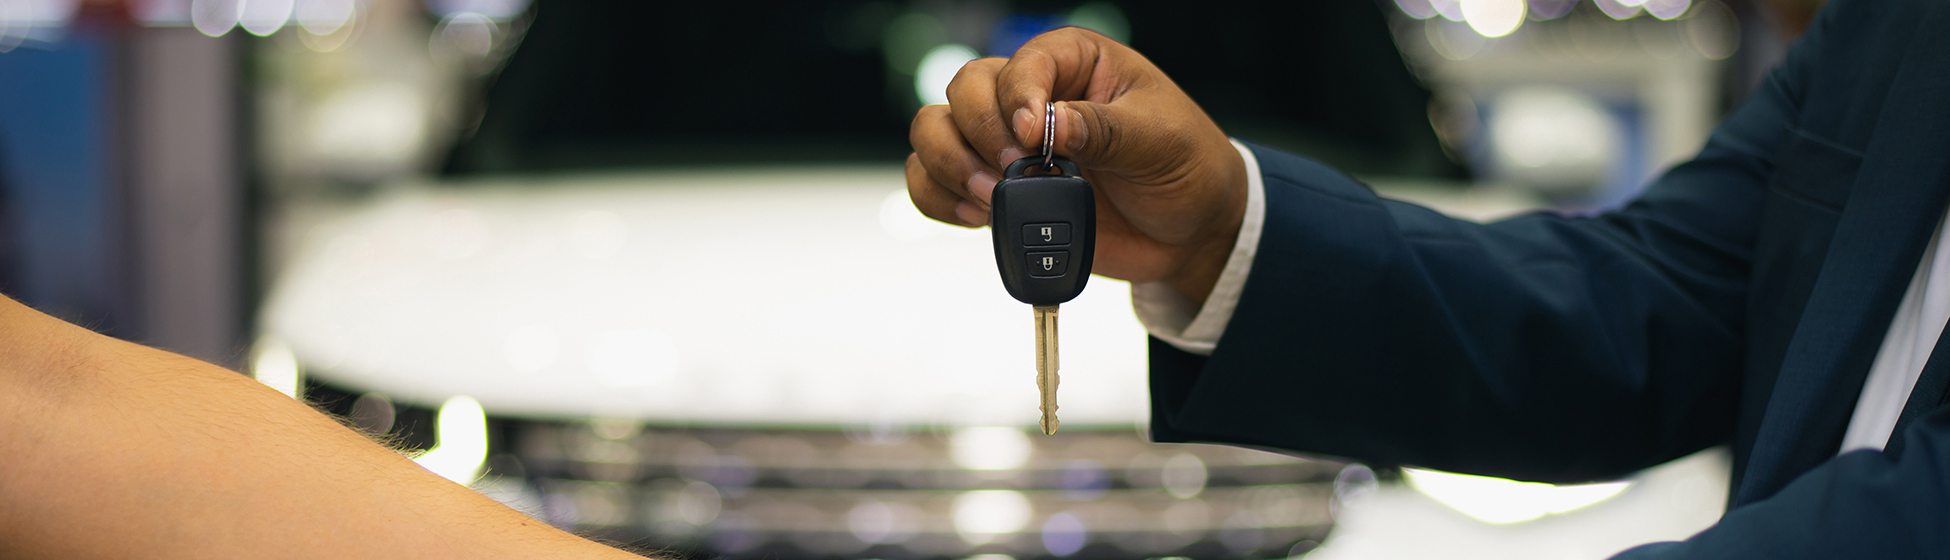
[
  {"xmin": 1026, "ymin": 251, "xmax": 1069, "ymax": 278},
  {"xmin": 1022, "ymin": 223, "xmax": 1071, "ymax": 246}
]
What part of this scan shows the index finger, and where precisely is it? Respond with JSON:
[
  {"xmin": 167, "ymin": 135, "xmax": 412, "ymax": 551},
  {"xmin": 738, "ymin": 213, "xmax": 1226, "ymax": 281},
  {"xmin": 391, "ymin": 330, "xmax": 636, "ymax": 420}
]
[
  {"xmin": 945, "ymin": 57, "xmax": 1032, "ymax": 171},
  {"xmin": 995, "ymin": 27, "xmax": 1130, "ymax": 150}
]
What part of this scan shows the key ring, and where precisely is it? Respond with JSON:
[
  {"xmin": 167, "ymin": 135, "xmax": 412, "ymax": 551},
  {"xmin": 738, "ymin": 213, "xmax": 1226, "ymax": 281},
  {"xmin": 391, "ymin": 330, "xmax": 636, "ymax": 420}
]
[{"xmin": 1043, "ymin": 101, "xmax": 1056, "ymax": 169}]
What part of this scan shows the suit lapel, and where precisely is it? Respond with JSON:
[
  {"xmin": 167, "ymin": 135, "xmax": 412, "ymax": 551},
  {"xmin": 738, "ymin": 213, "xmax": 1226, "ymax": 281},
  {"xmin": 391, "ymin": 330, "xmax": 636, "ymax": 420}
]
[{"xmin": 1734, "ymin": 2, "xmax": 1950, "ymax": 505}]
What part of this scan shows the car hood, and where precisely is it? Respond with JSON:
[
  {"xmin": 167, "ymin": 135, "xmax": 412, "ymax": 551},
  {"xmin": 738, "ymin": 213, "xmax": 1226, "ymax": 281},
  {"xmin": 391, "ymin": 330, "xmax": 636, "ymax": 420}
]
[{"xmin": 261, "ymin": 166, "xmax": 1151, "ymax": 427}]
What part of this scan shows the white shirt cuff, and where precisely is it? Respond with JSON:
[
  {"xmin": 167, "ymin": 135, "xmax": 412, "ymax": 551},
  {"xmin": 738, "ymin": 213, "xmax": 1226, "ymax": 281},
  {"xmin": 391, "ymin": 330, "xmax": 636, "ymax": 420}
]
[{"xmin": 1130, "ymin": 139, "xmax": 1266, "ymax": 356}]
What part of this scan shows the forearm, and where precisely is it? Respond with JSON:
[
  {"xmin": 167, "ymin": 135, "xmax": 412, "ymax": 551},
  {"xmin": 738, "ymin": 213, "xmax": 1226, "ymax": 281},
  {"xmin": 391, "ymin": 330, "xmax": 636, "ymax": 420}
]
[
  {"xmin": 1149, "ymin": 141, "xmax": 1768, "ymax": 481},
  {"xmin": 0, "ymin": 297, "xmax": 642, "ymax": 559}
]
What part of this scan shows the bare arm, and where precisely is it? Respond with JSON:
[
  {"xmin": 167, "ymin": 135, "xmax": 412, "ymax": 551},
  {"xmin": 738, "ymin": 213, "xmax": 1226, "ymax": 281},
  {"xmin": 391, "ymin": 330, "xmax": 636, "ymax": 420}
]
[{"xmin": 0, "ymin": 296, "xmax": 644, "ymax": 559}]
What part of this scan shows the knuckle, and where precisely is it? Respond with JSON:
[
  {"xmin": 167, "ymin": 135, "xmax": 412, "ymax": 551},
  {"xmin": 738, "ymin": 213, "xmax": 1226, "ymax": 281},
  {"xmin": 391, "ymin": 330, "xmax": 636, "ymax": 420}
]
[
  {"xmin": 911, "ymin": 104, "xmax": 945, "ymax": 127},
  {"xmin": 1029, "ymin": 26, "xmax": 1077, "ymax": 47},
  {"xmin": 946, "ymin": 58, "xmax": 1001, "ymax": 98},
  {"xmin": 908, "ymin": 107, "xmax": 949, "ymax": 145},
  {"xmin": 1028, "ymin": 27, "xmax": 1095, "ymax": 57},
  {"xmin": 921, "ymin": 152, "xmax": 973, "ymax": 194},
  {"xmin": 968, "ymin": 111, "xmax": 1007, "ymax": 145},
  {"xmin": 1083, "ymin": 103, "xmax": 1118, "ymax": 156},
  {"xmin": 945, "ymin": 70, "xmax": 972, "ymax": 101},
  {"xmin": 904, "ymin": 156, "xmax": 929, "ymax": 186},
  {"xmin": 1062, "ymin": 25, "xmax": 1110, "ymax": 44},
  {"xmin": 920, "ymin": 141, "xmax": 959, "ymax": 170}
]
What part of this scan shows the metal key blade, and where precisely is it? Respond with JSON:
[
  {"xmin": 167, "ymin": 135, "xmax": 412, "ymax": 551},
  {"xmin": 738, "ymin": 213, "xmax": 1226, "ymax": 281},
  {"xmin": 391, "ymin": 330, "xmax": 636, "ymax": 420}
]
[{"xmin": 1034, "ymin": 304, "xmax": 1061, "ymax": 435}]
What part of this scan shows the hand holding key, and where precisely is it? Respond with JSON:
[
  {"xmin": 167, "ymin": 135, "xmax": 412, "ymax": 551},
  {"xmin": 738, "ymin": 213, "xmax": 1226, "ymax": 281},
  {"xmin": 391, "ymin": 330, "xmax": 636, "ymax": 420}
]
[{"xmin": 906, "ymin": 27, "xmax": 1250, "ymax": 303}]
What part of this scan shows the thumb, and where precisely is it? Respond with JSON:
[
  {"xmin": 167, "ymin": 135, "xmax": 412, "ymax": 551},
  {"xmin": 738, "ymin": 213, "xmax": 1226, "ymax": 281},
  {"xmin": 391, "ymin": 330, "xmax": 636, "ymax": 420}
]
[{"xmin": 1049, "ymin": 96, "xmax": 1190, "ymax": 177}]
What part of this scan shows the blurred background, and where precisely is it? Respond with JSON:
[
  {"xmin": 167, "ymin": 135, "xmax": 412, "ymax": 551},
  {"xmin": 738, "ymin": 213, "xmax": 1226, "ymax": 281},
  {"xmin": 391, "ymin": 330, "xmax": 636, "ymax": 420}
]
[{"xmin": 0, "ymin": 0, "xmax": 1821, "ymax": 558}]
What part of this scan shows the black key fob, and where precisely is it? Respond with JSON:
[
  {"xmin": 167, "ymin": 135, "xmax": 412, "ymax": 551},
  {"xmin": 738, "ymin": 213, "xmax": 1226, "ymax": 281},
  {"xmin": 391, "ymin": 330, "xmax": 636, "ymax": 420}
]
[{"xmin": 990, "ymin": 156, "xmax": 1095, "ymax": 306}]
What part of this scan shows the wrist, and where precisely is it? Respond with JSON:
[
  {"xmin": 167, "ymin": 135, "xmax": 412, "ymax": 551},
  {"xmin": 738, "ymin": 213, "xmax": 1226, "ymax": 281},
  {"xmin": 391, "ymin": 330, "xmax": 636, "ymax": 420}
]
[
  {"xmin": 1163, "ymin": 239, "xmax": 1232, "ymax": 304},
  {"xmin": 1162, "ymin": 145, "xmax": 1249, "ymax": 303}
]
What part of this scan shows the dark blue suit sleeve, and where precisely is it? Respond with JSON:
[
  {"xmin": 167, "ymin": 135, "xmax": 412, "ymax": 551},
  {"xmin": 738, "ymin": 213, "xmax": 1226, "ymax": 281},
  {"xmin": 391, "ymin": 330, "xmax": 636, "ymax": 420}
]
[
  {"xmin": 1148, "ymin": 14, "xmax": 1806, "ymax": 484},
  {"xmin": 1613, "ymin": 409, "xmax": 1950, "ymax": 559}
]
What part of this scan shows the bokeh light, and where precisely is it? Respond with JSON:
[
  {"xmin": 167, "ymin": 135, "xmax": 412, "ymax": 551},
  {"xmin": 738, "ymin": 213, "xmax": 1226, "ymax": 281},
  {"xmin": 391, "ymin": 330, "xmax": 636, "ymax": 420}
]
[
  {"xmin": 1395, "ymin": 0, "xmax": 1439, "ymax": 20},
  {"xmin": 915, "ymin": 43, "xmax": 979, "ymax": 106},
  {"xmin": 294, "ymin": 0, "xmax": 355, "ymax": 35},
  {"xmin": 425, "ymin": 0, "xmax": 529, "ymax": 20},
  {"xmin": 1595, "ymin": 0, "xmax": 1645, "ymax": 20},
  {"xmin": 1489, "ymin": 87, "xmax": 1617, "ymax": 171},
  {"xmin": 349, "ymin": 392, "xmax": 397, "ymax": 434},
  {"xmin": 571, "ymin": 483, "xmax": 628, "ymax": 526},
  {"xmin": 951, "ymin": 426, "xmax": 1032, "ymax": 471},
  {"xmin": 252, "ymin": 336, "xmax": 302, "ymax": 399},
  {"xmin": 0, "ymin": 0, "xmax": 81, "ymax": 51},
  {"xmin": 1331, "ymin": 464, "xmax": 1379, "ymax": 518},
  {"xmin": 847, "ymin": 498, "xmax": 897, "ymax": 544},
  {"xmin": 1684, "ymin": 0, "xmax": 1740, "ymax": 59},
  {"xmin": 1528, "ymin": 0, "xmax": 1576, "ymax": 20},
  {"xmin": 191, "ymin": 0, "xmax": 241, "ymax": 37},
  {"xmin": 882, "ymin": 11, "xmax": 946, "ymax": 76},
  {"xmin": 953, "ymin": 490, "xmax": 1033, "ymax": 543},
  {"xmin": 307, "ymin": 83, "xmax": 429, "ymax": 172},
  {"xmin": 431, "ymin": 12, "xmax": 497, "ymax": 57},
  {"xmin": 1403, "ymin": 468, "xmax": 1632, "ymax": 524},
  {"xmin": 0, "ymin": 1, "xmax": 26, "ymax": 52},
  {"xmin": 1042, "ymin": 512, "xmax": 1087, "ymax": 556},
  {"xmin": 1425, "ymin": 18, "xmax": 1486, "ymax": 59},
  {"xmin": 238, "ymin": 0, "xmax": 292, "ymax": 36},
  {"xmin": 1461, "ymin": 0, "xmax": 1525, "ymax": 38},
  {"xmin": 1060, "ymin": 459, "xmax": 1112, "ymax": 500},
  {"xmin": 1161, "ymin": 452, "xmax": 1208, "ymax": 499},
  {"xmin": 1646, "ymin": 0, "xmax": 1693, "ymax": 20},
  {"xmin": 1065, "ymin": 2, "xmax": 1130, "ymax": 44},
  {"xmin": 414, "ymin": 395, "xmax": 489, "ymax": 483},
  {"xmin": 676, "ymin": 480, "xmax": 722, "ymax": 525},
  {"xmin": 1430, "ymin": 0, "xmax": 1466, "ymax": 22}
]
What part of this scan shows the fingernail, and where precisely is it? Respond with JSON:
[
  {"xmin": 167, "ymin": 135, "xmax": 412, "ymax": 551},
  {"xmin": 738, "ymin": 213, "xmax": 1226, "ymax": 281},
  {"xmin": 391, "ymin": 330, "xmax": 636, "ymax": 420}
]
[
  {"xmin": 1066, "ymin": 105, "xmax": 1087, "ymax": 152},
  {"xmin": 1013, "ymin": 107, "xmax": 1037, "ymax": 146},
  {"xmin": 999, "ymin": 146, "xmax": 1030, "ymax": 165},
  {"xmin": 955, "ymin": 201, "xmax": 990, "ymax": 227},
  {"xmin": 967, "ymin": 171, "xmax": 999, "ymax": 203}
]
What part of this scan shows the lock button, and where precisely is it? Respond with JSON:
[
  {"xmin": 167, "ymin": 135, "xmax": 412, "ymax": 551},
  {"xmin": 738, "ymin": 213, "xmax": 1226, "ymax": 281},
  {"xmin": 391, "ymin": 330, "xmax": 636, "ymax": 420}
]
[
  {"xmin": 1021, "ymin": 223, "xmax": 1071, "ymax": 246},
  {"xmin": 1025, "ymin": 251, "xmax": 1069, "ymax": 278}
]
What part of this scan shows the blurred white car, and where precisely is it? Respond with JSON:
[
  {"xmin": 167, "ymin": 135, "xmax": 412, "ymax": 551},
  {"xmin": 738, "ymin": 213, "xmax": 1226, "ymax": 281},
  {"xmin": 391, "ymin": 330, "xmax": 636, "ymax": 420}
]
[{"xmin": 258, "ymin": 166, "xmax": 1340, "ymax": 559}]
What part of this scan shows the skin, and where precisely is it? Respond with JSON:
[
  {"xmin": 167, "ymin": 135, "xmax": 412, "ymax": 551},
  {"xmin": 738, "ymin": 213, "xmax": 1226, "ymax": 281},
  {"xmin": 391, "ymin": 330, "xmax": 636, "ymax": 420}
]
[
  {"xmin": 907, "ymin": 27, "xmax": 1249, "ymax": 303},
  {"xmin": 0, "ymin": 295, "xmax": 648, "ymax": 560}
]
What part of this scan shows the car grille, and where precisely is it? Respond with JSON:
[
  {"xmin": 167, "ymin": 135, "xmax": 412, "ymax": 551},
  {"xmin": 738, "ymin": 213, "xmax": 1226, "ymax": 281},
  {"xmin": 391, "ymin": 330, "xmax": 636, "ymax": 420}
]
[{"xmin": 316, "ymin": 384, "xmax": 1342, "ymax": 559}]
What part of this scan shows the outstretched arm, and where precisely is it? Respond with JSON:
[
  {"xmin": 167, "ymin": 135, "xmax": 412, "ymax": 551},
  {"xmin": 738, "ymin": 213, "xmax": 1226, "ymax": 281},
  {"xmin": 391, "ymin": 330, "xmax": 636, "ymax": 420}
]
[{"xmin": 0, "ymin": 296, "xmax": 644, "ymax": 559}]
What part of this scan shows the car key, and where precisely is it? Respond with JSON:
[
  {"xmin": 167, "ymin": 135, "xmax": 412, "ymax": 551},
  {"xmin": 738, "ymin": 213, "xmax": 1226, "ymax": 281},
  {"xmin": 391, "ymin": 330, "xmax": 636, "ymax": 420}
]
[{"xmin": 990, "ymin": 102, "xmax": 1095, "ymax": 435}]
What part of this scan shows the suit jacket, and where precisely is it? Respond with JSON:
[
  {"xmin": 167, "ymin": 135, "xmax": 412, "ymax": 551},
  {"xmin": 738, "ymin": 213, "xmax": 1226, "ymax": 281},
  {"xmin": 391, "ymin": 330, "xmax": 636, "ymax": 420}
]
[{"xmin": 1147, "ymin": 0, "xmax": 1950, "ymax": 556}]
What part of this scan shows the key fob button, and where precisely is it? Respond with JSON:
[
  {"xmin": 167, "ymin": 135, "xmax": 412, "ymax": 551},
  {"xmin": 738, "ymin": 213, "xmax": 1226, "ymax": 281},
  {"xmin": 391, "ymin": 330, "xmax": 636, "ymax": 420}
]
[
  {"xmin": 1021, "ymin": 223, "xmax": 1071, "ymax": 246},
  {"xmin": 1026, "ymin": 251, "xmax": 1069, "ymax": 278}
]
